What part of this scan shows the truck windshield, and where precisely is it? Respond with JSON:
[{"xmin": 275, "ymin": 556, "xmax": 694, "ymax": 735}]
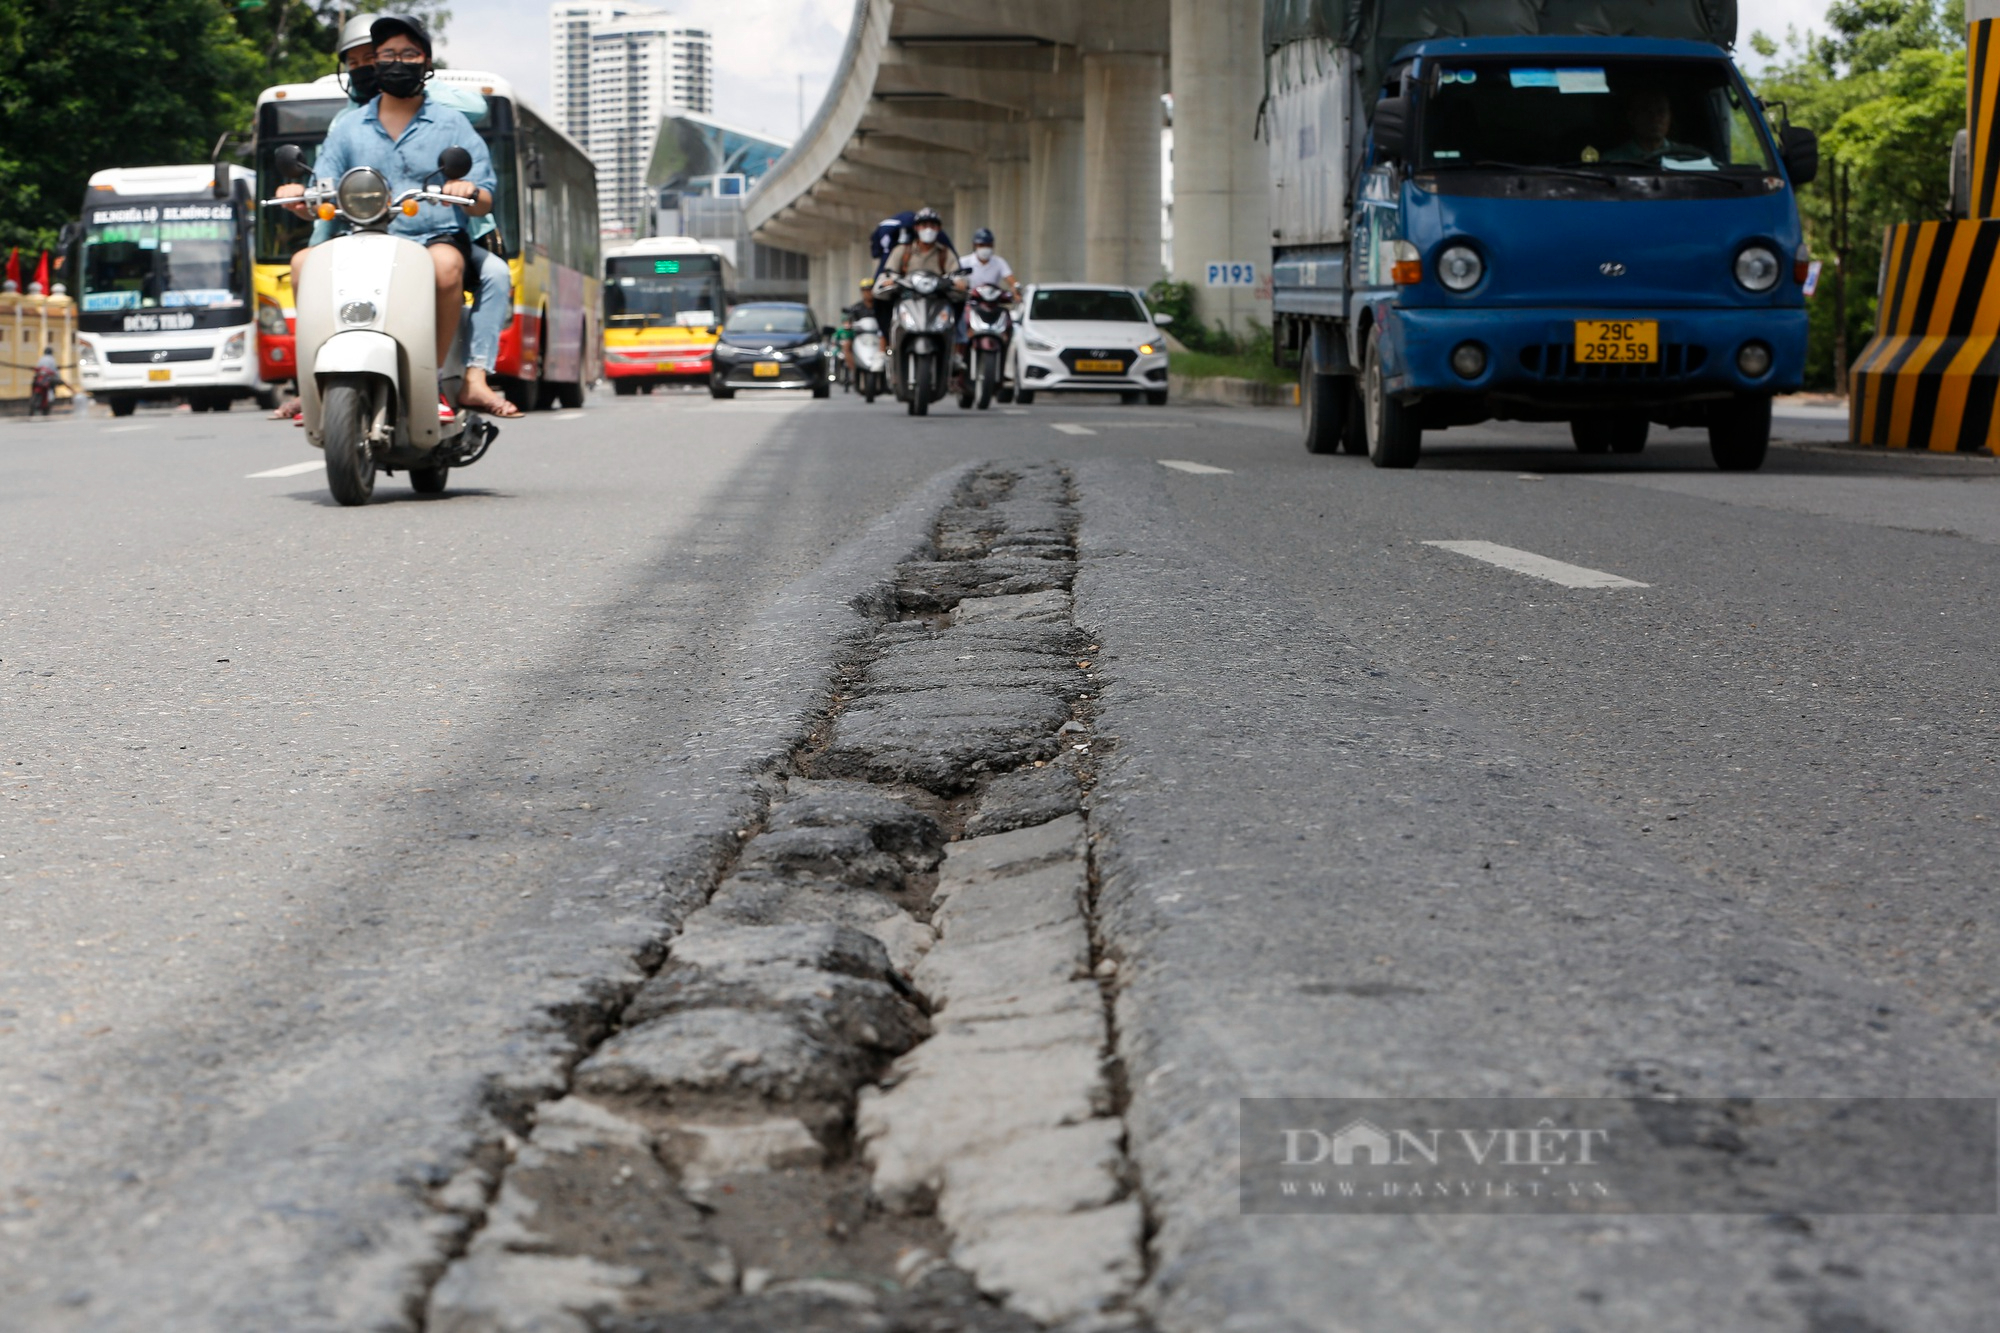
[
  {"xmin": 1420, "ymin": 58, "xmax": 1776, "ymax": 176},
  {"xmin": 79, "ymin": 205, "xmax": 246, "ymax": 313}
]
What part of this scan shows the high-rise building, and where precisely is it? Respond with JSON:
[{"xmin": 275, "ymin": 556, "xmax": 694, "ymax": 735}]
[{"xmin": 548, "ymin": 3, "xmax": 714, "ymax": 238}]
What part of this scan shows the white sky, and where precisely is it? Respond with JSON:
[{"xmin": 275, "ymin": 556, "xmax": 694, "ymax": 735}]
[
  {"xmin": 435, "ymin": 0, "xmax": 1835, "ymax": 145},
  {"xmin": 438, "ymin": 0, "xmax": 854, "ymax": 143}
]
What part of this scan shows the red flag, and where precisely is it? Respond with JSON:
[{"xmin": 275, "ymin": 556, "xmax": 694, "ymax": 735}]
[
  {"xmin": 33, "ymin": 251, "xmax": 50, "ymax": 292},
  {"xmin": 4, "ymin": 249, "xmax": 18, "ymax": 289}
]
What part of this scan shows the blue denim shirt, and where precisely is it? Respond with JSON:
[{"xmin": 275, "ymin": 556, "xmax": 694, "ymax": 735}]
[
  {"xmin": 310, "ymin": 93, "xmax": 497, "ymax": 246},
  {"xmin": 310, "ymin": 87, "xmax": 499, "ymax": 246}
]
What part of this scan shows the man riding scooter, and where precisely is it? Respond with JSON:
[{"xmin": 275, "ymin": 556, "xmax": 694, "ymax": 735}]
[
  {"xmin": 277, "ymin": 14, "xmax": 497, "ymax": 421},
  {"xmin": 952, "ymin": 227, "xmax": 1018, "ymax": 407}
]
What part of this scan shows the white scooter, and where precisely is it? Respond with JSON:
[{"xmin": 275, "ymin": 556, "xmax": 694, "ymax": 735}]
[
  {"xmin": 851, "ymin": 313, "xmax": 887, "ymax": 404},
  {"xmin": 268, "ymin": 144, "xmax": 498, "ymax": 506}
]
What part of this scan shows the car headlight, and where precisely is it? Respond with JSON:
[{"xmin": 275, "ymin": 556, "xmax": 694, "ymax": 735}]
[
  {"xmin": 336, "ymin": 167, "xmax": 390, "ymax": 225},
  {"xmin": 710, "ymin": 343, "xmax": 738, "ymax": 359},
  {"xmin": 77, "ymin": 339, "xmax": 98, "ymax": 366},
  {"xmin": 1436, "ymin": 244, "xmax": 1484, "ymax": 292},
  {"xmin": 1138, "ymin": 343, "xmax": 1157, "ymax": 355},
  {"xmin": 257, "ymin": 297, "xmax": 288, "ymax": 337},
  {"xmin": 222, "ymin": 331, "xmax": 247, "ymax": 359},
  {"xmin": 1734, "ymin": 244, "xmax": 1781, "ymax": 292},
  {"xmin": 1024, "ymin": 334, "xmax": 1055, "ymax": 352}
]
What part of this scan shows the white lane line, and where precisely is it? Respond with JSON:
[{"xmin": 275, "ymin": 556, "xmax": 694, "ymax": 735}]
[
  {"xmin": 551, "ymin": 410, "xmax": 586, "ymax": 420},
  {"xmin": 102, "ymin": 425, "xmax": 153, "ymax": 434},
  {"xmin": 1158, "ymin": 459, "xmax": 1232, "ymax": 475},
  {"xmin": 1051, "ymin": 422, "xmax": 1097, "ymax": 436},
  {"xmin": 1424, "ymin": 540, "xmax": 1647, "ymax": 589},
  {"xmin": 246, "ymin": 461, "xmax": 323, "ymax": 478}
]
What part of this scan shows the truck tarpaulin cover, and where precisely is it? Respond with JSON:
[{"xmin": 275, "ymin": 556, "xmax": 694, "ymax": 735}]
[{"xmin": 1265, "ymin": 0, "xmax": 1737, "ymax": 90}]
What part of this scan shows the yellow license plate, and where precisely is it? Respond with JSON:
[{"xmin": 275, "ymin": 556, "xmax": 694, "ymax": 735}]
[
  {"xmin": 1075, "ymin": 358, "xmax": 1124, "ymax": 373},
  {"xmin": 148, "ymin": 367, "xmax": 172, "ymax": 382},
  {"xmin": 753, "ymin": 361, "xmax": 781, "ymax": 378},
  {"xmin": 1574, "ymin": 320, "xmax": 1658, "ymax": 365}
]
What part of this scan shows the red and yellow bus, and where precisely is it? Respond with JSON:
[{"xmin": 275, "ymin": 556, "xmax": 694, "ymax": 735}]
[
  {"xmin": 252, "ymin": 69, "xmax": 600, "ymax": 407},
  {"xmin": 601, "ymin": 236, "xmax": 735, "ymax": 392}
]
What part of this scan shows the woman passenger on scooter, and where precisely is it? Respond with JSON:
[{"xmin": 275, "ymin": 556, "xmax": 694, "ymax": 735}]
[{"xmin": 277, "ymin": 14, "xmax": 502, "ymax": 419}]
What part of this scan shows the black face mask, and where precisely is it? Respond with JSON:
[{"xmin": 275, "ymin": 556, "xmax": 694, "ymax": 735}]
[
  {"xmin": 375, "ymin": 60, "xmax": 427, "ymax": 99},
  {"xmin": 344, "ymin": 63, "xmax": 379, "ymax": 104}
]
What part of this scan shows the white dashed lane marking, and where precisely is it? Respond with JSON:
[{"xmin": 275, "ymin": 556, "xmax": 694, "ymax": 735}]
[
  {"xmin": 1423, "ymin": 540, "xmax": 1647, "ymax": 589},
  {"xmin": 246, "ymin": 461, "xmax": 323, "ymax": 479},
  {"xmin": 1051, "ymin": 423, "xmax": 1097, "ymax": 436},
  {"xmin": 1158, "ymin": 459, "xmax": 1232, "ymax": 475}
]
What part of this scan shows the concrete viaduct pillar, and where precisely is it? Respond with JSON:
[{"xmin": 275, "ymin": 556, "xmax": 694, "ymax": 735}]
[
  {"xmin": 987, "ymin": 154, "xmax": 1031, "ymax": 282},
  {"xmin": 1084, "ymin": 52, "xmax": 1165, "ymax": 289},
  {"xmin": 1170, "ymin": 0, "xmax": 1269, "ymax": 334},
  {"xmin": 954, "ymin": 182, "xmax": 990, "ymax": 251},
  {"xmin": 1028, "ymin": 118, "xmax": 1086, "ymax": 284}
]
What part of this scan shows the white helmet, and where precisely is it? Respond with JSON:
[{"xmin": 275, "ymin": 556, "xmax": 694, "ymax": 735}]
[{"xmin": 338, "ymin": 13, "xmax": 376, "ymax": 56}]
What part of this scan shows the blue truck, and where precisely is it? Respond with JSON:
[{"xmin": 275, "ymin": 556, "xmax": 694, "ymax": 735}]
[{"xmin": 1265, "ymin": 1, "xmax": 1818, "ymax": 469}]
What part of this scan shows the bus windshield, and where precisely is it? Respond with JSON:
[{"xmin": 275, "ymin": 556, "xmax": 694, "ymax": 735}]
[
  {"xmin": 1419, "ymin": 58, "xmax": 1776, "ymax": 175},
  {"xmin": 80, "ymin": 205, "xmax": 246, "ymax": 312},
  {"xmin": 604, "ymin": 255, "xmax": 724, "ymax": 326}
]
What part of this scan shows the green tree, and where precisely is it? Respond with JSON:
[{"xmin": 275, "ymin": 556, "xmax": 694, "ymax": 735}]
[
  {"xmin": 0, "ymin": 0, "xmax": 454, "ymax": 251},
  {"xmin": 0, "ymin": 0, "xmax": 263, "ymax": 249},
  {"xmin": 1752, "ymin": 0, "xmax": 1967, "ymax": 389}
]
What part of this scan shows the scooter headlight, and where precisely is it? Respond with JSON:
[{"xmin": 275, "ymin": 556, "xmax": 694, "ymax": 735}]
[
  {"xmin": 337, "ymin": 167, "xmax": 391, "ymax": 225},
  {"xmin": 930, "ymin": 306, "xmax": 954, "ymax": 331},
  {"xmin": 896, "ymin": 302, "xmax": 924, "ymax": 331}
]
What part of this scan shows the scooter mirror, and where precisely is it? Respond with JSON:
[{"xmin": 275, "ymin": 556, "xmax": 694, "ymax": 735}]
[
  {"xmin": 439, "ymin": 146, "xmax": 473, "ymax": 181},
  {"xmin": 275, "ymin": 144, "xmax": 309, "ymax": 179}
]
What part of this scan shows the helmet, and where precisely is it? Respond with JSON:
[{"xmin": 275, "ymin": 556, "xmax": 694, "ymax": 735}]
[
  {"xmin": 973, "ymin": 228, "xmax": 994, "ymax": 246},
  {"xmin": 859, "ymin": 279, "xmax": 874, "ymax": 292},
  {"xmin": 913, "ymin": 206, "xmax": 942, "ymax": 225},
  {"xmin": 338, "ymin": 13, "xmax": 376, "ymax": 56}
]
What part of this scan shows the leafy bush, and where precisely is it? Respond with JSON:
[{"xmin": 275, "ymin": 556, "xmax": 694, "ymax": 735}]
[{"xmin": 1146, "ymin": 279, "xmax": 1277, "ymax": 370}]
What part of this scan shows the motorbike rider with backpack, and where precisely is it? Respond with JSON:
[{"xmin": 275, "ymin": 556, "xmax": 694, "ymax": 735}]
[{"xmin": 277, "ymin": 14, "xmax": 498, "ymax": 420}]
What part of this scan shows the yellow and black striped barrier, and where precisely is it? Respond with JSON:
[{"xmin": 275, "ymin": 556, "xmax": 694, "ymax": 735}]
[{"xmin": 1849, "ymin": 219, "xmax": 2000, "ymax": 452}]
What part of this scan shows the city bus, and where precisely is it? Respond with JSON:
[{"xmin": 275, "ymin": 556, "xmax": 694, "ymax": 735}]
[
  {"xmin": 601, "ymin": 236, "xmax": 735, "ymax": 393},
  {"xmin": 251, "ymin": 69, "xmax": 600, "ymax": 409},
  {"xmin": 71, "ymin": 164, "xmax": 279, "ymax": 416}
]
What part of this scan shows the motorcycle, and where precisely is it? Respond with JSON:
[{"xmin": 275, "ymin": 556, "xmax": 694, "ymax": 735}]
[
  {"xmin": 885, "ymin": 271, "xmax": 956, "ymax": 416},
  {"xmin": 851, "ymin": 311, "xmax": 888, "ymax": 404},
  {"xmin": 957, "ymin": 283, "xmax": 1014, "ymax": 411},
  {"xmin": 267, "ymin": 143, "xmax": 498, "ymax": 507},
  {"xmin": 28, "ymin": 366, "xmax": 59, "ymax": 417}
]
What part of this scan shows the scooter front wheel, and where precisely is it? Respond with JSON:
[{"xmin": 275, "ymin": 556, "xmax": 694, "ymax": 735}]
[{"xmin": 322, "ymin": 380, "xmax": 376, "ymax": 506}]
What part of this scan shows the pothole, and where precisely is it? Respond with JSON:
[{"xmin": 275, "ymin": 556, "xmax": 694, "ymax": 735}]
[{"xmin": 420, "ymin": 463, "xmax": 1150, "ymax": 1333}]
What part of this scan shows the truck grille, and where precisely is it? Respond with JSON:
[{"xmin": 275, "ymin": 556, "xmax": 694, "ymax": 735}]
[{"xmin": 1520, "ymin": 343, "xmax": 1706, "ymax": 381}]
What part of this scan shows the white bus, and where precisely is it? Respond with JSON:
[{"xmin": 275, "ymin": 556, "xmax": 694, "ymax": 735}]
[{"xmin": 71, "ymin": 164, "xmax": 277, "ymax": 416}]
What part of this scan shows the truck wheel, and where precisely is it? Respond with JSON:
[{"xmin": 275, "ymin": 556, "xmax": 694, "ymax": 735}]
[
  {"xmin": 108, "ymin": 398, "xmax": 136, "ymax": 418},
  {"xmin": 1301, "ymin": 333, "xmax": 1351, "ymax": 455},
  {"xmin": 321, "ymin": 381, "xmax": 376, "ymax": 507},
  {"xmin": 1362, "ymin": 333, "xmax": 1421, "ymax": 469},
  {"xmin": 1572, "ymin": 414, "xmax": 1648, "ymax": 455},
  {"xmin": 1710, "ymin": 394, "xmax": 1772, "ymax": 471}
]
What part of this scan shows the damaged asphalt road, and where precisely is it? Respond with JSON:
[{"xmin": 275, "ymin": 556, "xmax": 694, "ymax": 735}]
[{"xmin": 4, "ymin": 393, "xmax": 1999, "ymax": 1331}]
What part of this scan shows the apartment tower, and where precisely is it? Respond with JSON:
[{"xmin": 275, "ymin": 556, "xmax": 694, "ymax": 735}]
[{"xmin": 549, "ymin": 3, "xmax": 714, "ymax": 237}]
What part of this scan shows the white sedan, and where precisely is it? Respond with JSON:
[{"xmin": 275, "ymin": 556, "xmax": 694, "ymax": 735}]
[{"xmin": 1008, "ymin": 284, "xmax": 1174, "ymax": 406}]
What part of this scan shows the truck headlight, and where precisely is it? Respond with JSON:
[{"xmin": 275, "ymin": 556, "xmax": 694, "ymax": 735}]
[
  {"xmin": 1437, "ymin": 244, "xmax": 1484, "ymax": 292},
  {"xmin": 1734, "ymin": 245, "xmax": 1781, "ymax": 292},
  {"xmin": 77, "ymin": 339, "xmax": 98, "ymax": 366}
]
